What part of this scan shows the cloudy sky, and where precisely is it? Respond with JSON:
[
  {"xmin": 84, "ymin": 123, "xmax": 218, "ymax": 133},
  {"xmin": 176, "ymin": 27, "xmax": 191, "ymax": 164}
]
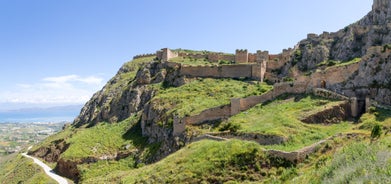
[{"xmin": 0, "ymin": 0, "xmax": 372, "ymax": 111}]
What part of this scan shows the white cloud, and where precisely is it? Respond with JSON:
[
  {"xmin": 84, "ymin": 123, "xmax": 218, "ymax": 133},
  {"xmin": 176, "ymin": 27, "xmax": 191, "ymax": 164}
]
[
  {"xmin": 43, "ymin": 75, "xmax": 103, "ymax": 85},
  {"xmin": 0, "ymin": 74, "xmax": 105, "ymax": 105}
]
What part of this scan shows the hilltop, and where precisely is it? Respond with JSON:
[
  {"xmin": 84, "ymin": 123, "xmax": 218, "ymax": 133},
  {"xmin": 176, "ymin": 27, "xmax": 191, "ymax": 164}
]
[{"xmin": 1, "ymin": 0, "xmax": 391, "ymax": 183}]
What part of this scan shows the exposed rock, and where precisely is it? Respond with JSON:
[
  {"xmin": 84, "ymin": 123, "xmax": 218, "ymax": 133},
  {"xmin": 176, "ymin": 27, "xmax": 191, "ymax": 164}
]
[
  {"xmin": 300, "ymin": 102, "xmax": 350, "ymax": 124},
  {"xmin": 29, "ymin": 139, "xmax": 69, "ymax": 163}
]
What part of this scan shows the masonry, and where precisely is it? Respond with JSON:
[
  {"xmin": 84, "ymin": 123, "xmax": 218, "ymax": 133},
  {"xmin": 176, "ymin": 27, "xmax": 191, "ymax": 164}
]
[
  {"xmin": 172, "ymin": 81, "xmax": 361, "ymax": 136},
  {"xmin": 178, "ymin": 63, "xmax": 264, "ymax": 81}
]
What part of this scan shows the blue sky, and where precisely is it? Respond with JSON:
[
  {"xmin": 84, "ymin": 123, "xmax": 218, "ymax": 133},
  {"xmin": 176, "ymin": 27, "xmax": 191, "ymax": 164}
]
[{"xmin": 0, "ymin": 0, "xmax": 372, "ymax": 110}]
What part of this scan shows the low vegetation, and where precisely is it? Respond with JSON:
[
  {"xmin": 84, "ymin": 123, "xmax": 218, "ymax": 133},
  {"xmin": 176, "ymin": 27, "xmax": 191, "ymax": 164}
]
[
  {"xmin": 213, "ymin": 95, "xmax": 354, "ymax": 151},
  {"xmin": 317, "ymin": 57, "xmax": 361, "ymax": 68},
  {"xmin": 84, "ymin": 139, "xmax": 296, "ymax": 184},
  {"xmin": 0, "ymin": 154, "xmax": 57, "ymax": 184},
  {"xmin": 153, "ymin": 78, "xmax": 272, "ymax": 117},
  {"xmin": 61, "ymin": 115, "xmax": 145, "ymax": 160}
]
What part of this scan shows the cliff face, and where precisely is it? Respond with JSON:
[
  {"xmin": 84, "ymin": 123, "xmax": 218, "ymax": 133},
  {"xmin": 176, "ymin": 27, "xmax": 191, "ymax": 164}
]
[
  {"xmin": 294, "ymin": 0, "xmax": 391, "ymax": 71},
  {"xmin": 280, "ymin": 0, "xmax": 391, "ymax": 105}
]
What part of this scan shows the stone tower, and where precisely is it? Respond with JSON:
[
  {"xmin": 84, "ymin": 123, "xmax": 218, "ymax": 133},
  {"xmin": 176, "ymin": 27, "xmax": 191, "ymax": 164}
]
[{"xmin": 235, "ymin": 49, "xmax": 248, "ymax": 63}]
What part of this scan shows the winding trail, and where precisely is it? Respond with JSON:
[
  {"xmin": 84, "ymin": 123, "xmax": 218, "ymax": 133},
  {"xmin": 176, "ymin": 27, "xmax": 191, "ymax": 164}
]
[{"xmin": 22, "ymin": 146, "xmax": 68, "ymax": 184}]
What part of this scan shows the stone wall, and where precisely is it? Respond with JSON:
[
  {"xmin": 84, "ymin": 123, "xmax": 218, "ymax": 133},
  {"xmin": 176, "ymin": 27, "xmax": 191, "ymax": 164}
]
[
  {"xmin": 178, "ymin": 53, "xmax": 207, "ymax": 60},
  {"xmin": 207, "ymin": 53, "xmax": 236, "ymax": 62},
  {"xmin": 306, "ymin": 62, "xmax": 360, "ymax": 88},
  {"xmin": 235, "ymin": 49, "xmax": 248, "ymax": 63},
  {"xmin": 312, "ymin": 88, "xmax": 349, "ymax": 100},
  {"xmin": 179, "ymin": 63, "xmax": 264, "ymax": 80},
  {"xmin": 182, "ymin": 105, "xmax": 231, "ymax": 125},
  {"xmin": 248, "ymin": 53, "xmax": 256, "ymax": 63},
  {"xmin": 156, "ymin": 48, "xmax": 178, "ymax": 62}
]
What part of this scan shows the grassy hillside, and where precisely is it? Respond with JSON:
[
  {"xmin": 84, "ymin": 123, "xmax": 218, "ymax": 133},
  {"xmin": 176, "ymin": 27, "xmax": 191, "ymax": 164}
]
[
  {"xmin": 79, "ymin": 96, "xmax": 391, "ymax": 183},
  {"xmin": 153, "ymin": 78, "xmax": 271, "ymax": 117},
  {"xmin": 84, "ymin": 139, "xmax": 295, "ymax": 184},
  {"xmin": 219, "ymin": 95, "xmax": 355, "ymax": 151},
  {"xmin": 81, "ymin": 107, "xmax": 391, "ymax": 183},
  {"xmin": 0, "ymin": 153, "xmax": 57, "ymax": 184}
]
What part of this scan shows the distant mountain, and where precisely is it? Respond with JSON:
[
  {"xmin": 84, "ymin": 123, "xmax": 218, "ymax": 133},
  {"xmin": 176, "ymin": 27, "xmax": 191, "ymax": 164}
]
[{"xmin": 0, "ymin": 104, "xmax": 83, "ymax": 123}]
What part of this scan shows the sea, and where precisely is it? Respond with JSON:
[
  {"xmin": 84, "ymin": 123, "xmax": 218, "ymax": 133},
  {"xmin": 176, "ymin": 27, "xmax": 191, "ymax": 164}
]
[{"xmin": 0, "ymin": 105, "xmax": 82, "ymax": 123}]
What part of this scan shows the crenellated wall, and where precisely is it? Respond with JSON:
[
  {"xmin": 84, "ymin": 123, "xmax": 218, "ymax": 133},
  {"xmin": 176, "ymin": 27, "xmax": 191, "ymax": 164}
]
[
  {"xmin": 177, "ymin": 63, "xmax": 264, "ymax": 81},
  {"xmin": 235, "ymin": 49, "xmax": 249, "ymax": 63}
]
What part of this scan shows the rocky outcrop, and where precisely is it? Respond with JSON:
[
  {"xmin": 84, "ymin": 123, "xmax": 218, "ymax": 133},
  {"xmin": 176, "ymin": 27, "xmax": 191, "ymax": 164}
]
[
  {"xmin": 301, "ymin": 101, "xmax": 350, "ymax": 124},
  {"xmin": 29, "ymin": 139, "xmax": 69, "ymax": 163},
  {"xmin": 272, "ymin": 0, "xmax": 391, "ymax": 105},
  {"xmin": 73, "ymin": 60, "xmax": 182, "ymax": 128}
]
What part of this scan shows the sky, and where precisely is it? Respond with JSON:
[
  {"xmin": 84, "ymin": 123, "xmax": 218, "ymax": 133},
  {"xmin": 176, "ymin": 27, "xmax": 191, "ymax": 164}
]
[{"xmin": 0, "ymin": 0, "xmax": 373, "ymax": 111}]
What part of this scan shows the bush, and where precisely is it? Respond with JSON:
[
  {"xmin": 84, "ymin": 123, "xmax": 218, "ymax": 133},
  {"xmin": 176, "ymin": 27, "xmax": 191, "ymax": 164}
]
[
  {"xmin": 368, "ymin": 106, "xmax": 377, "ymax": 114},
  {"xmin": 371, "ymin": 124, "xmax": 382, "ymax": 140},
  {"xmin": 219, "ymin": 122, "xmax": 241, "ymax": 133}
]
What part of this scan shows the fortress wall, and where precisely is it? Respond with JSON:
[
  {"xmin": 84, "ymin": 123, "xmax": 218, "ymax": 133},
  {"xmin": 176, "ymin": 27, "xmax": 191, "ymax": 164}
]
[
  {"xmin": 308, "ymin": 62, "xmax": 360, "ymax": 88},
  {"xmin": 221, "ymin": 55, "xmax": 235, "ymax": 61},
  {"xmin": 180, "ymin": 64, "xmax": 260, "ymax": 80},
  {"xmin": 182, "ymin": 105, "xmax": 231, "ymax": 125},
  {"xmin": 180, "ymin": 66, "xmax": 220, "ymax": 77},
  {"xmin": 312, "ymin": 88, "xmax": 349, "ymax": 100},
  {"xmin": 221, "ymin": 65, "xmax": 252, "ymax": 78},
  {"xmin": 207, "ymin": 53, "xmax": 235, "ymax": 62},
  {"xmin": 207, "ymin": 53, "xmax": 220, "ymax": 62},
  {"xmin": 251, "ymin": 64, "xmax": 263, "ymax": 81},
  {"xmin": 178, "ymin": 53, "xmax": 208, "ymax": 60},
  {"xmin": 235, "ymin": 49, "xmax": 248, "ymax": 63},
  {"xmin": 248, "ymin": 53, "xmax": 257, "ymax": 63},
  {"xmin": 267, "ymin": 59, "xmax": 288, "ymax": 71}
]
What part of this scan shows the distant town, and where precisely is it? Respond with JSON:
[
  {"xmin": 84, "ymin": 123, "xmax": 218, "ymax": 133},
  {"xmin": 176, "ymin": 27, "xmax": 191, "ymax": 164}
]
[{"xmin": 0, "ymin": 122, "xmax": 66, "ymax": 156}]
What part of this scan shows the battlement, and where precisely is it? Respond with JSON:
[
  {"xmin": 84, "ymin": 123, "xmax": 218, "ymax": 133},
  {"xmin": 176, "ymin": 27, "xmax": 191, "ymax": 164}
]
[
  {"xmin": 235, "ymin": 49, "xmax": 249, "ymax": 63},
  {"xmin": 256, "ymin": 50, "xmax": 269, "ymax": 63}
]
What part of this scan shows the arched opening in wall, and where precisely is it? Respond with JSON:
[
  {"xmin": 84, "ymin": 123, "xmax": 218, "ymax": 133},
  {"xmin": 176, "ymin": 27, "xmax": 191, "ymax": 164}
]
[
  {"xmin": 356, "ymin": 91, "xmax": 368, "ymax": 117},
  {"xmin": 321, "ymin": 80, "xmax": 326, "ymax": 88}
]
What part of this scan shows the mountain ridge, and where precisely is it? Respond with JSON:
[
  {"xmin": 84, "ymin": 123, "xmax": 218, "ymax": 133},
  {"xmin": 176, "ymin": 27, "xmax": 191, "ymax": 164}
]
[{"xmin": 2, "ymin": 1, "xmax": 391, "ymax": 183}]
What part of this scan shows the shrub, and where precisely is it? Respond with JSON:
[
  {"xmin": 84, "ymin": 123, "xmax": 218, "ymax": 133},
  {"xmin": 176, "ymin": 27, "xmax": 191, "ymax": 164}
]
[
  {"xmin": 371, "ymin": 124, "xmax": 382, "ymax": 140},
  {"xmin": 219, "ymin": 122, "xmax": 241, "ymax": 133}
]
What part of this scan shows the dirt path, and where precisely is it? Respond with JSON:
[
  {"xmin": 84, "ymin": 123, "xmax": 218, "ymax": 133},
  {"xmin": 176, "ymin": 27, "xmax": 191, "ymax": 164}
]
[{"xmin": 22, "ymin": 146, "xmax": 68, "ymax": 184}]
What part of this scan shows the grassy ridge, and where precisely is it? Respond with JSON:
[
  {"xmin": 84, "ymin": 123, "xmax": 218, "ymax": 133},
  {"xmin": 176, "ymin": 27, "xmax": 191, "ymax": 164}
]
[
  {"xmin": 153, "ymin": 78, "xmax": 272, "ymax": 117},
  {"xmin": 84, "ymin": 139, "xmax": 296, "ymax": 184},
  {"xmin": 61, "ymin": 115, "xmax": 142, "ymax": 160},
  {"xmin": 215, "ymin": 95, "xmax": 355, "ymax": 151}
]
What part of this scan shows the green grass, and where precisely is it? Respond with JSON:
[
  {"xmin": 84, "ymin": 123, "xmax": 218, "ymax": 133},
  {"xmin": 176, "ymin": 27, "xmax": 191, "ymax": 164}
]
[
  {"xmin": 290, "ymin": 108, "xmax": 391, "ymax": 183},
  {"xmin": 0, "ymin": 154, "xmax": 57, "ymax": 184},
  {"xmin": 317, "ymin": 58, "xmax": 361, "ymax": 68},
  {"xmin": 103, "ymin": 56, "xmax": 155, "ymax": 95},
  {"xmin": 153, "ymin": 78, "xmax": 272, "ymax": 118},
  {"xmin": 78, "ymin": 156, "xmax": 136, "ymax": 182},
  {"xmin": 83, "ymin": 139, "xmax": 296, "ymax": 184},
  {"xmin": 61, "ymin": 115, "xmax": 142, "ymax": 160},
  {"xmin": 359, "ymin": 107, "xmax": 391, "ymax": 131},
  {"xmin": 292, "ymin": 135, "xmax": 391, "ymax": 184},
  {"xmin": 221, "ymin": 95, "xmax": 354, "ymax": 151},
  {"xmin": 320, "ymin": 137, "xmax": 391, "ymax": 184}
]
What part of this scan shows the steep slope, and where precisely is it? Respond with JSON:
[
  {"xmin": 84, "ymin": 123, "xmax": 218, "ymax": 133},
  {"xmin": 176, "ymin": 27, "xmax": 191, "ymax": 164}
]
[
  {"xmin": 21, "ymin": 0, "xmax": 391, "ymax": 183},
  {"xmin": 273, "ymin": 0, "xmax": 391, "ymax": 106}
]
